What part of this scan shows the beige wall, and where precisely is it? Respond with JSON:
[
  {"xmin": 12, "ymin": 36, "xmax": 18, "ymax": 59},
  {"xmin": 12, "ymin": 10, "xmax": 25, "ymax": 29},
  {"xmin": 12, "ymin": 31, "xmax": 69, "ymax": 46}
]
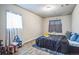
[
  {"xmin": 42, "ymin": 15, "xmax": 72, "ymax": 34},
  {"xmin": 72, "ymin": 5, "xmax": 79, "ymax": 33},
  {"xmin": 0, "ymin": 4, "xmax": 43, "ymax": 45}
]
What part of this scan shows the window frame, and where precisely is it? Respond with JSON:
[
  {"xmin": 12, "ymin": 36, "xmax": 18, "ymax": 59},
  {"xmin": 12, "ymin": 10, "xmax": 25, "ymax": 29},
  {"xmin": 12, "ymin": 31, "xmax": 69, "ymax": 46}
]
[{"xmin": 49, "ymin": 19, "xmax": 62, "ymax": 33}]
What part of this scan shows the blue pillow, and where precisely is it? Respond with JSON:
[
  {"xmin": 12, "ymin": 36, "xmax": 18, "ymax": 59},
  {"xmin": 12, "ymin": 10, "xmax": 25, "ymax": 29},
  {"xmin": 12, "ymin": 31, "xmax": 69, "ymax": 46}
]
[
  {"xmin": 70, "ymin": 33, "xmax": 78, "ymax": 41},
  {"xmin": 76, "ymin": 36, "xmax": 79, "ymax": 42}
]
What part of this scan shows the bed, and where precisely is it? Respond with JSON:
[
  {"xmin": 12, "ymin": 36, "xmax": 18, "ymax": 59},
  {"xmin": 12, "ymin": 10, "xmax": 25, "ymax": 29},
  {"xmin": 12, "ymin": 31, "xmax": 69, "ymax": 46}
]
[
  {"xmin": 35, "ymin": 35, "xmax": 69, "ymax": 54},
  {"xmin": 65, "ymin": 32, "xmax": 79, "ymax": 54}
]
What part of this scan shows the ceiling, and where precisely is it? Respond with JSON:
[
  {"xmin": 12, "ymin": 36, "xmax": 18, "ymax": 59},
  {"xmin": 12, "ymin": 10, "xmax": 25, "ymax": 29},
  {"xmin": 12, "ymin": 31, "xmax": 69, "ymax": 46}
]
[{"xmin": 17, "ymin": 4, "xmax": 76, "ymax": 17}]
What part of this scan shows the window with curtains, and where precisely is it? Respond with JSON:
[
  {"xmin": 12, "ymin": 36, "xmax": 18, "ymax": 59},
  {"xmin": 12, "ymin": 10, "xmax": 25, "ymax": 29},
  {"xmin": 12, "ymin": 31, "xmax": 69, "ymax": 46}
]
[
  {"xmin": 6, "ymin": 11, "xmax": 22, "ymax": 29},
  {"xmin": 6, "ymin": 11, "xmax": 23, "ymax": 45},
  {"xmin": 49, "ymin": 20, "xmax": 62, "ymax": 33}
]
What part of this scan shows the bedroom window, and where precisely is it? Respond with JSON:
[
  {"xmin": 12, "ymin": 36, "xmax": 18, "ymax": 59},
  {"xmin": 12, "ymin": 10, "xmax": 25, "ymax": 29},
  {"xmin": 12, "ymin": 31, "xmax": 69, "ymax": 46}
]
[
  {"xmin": 6, "ymin": 11, "xmax": 22, "ymax": 29},
  {"xmin": 49, "ymin": 20, "xmax": 62, "ymax": 33}
]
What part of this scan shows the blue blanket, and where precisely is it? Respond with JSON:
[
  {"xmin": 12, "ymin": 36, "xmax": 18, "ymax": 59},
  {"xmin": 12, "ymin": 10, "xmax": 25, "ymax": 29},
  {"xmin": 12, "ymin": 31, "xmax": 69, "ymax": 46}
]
[{"xmin": 35, "ymin": 35, "xmax": 69, "ymax": 54}]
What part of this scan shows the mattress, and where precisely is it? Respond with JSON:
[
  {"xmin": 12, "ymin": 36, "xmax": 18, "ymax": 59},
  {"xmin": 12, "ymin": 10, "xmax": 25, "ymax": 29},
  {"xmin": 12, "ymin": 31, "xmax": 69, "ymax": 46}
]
[{"xmin": 68, "ymin": 40, "xmax": 79, "ymax": 47}]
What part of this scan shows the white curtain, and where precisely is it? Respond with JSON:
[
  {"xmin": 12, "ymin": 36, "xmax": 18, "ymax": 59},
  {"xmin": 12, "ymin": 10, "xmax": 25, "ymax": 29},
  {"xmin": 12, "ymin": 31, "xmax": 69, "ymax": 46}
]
[{"xmin": 5, "ymin": 11, "xmax": 23, "ymax": 46}]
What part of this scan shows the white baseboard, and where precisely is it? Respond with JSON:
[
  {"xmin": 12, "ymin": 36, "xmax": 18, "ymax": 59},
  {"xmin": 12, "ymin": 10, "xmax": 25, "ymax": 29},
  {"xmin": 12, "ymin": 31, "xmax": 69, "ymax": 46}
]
[{"xmin": 22, "ymin": 39, "xmax": 34, "ymax": 45}]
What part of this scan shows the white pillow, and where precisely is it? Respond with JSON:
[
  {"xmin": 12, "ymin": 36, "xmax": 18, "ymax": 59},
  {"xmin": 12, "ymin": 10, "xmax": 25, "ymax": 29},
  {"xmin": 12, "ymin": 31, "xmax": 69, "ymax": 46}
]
[{"xmin": 68, "ymin": 40, "xmax": 79, "ymax": 47}]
